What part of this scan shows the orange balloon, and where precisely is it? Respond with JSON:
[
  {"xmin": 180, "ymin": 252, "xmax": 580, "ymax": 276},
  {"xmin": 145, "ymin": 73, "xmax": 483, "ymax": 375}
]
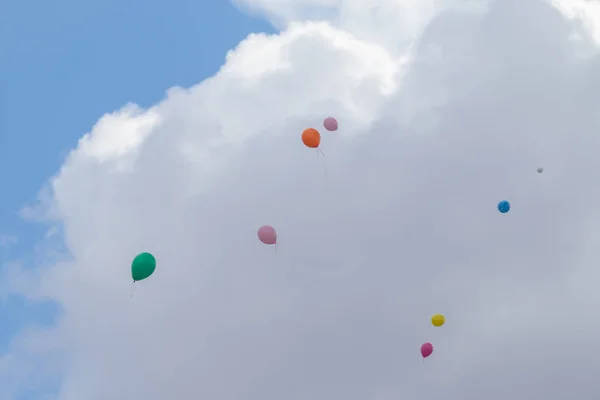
[{"xmin": 302, "ymin": 128, "xmax": 321, "ymax": 148}]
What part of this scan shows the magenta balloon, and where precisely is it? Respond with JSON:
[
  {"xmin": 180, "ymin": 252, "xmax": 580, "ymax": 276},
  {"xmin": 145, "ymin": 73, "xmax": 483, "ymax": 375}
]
[
  {"xmin": 323, "ymin": 117, "xmax": 338, "ymax": 131},
  {"xmin": 420, "ymin": 342, "xmax": 433, "ymax": 358},
  {"xmin": 257, "ymin": 225, "xmax": 277, "ymax": 245}
]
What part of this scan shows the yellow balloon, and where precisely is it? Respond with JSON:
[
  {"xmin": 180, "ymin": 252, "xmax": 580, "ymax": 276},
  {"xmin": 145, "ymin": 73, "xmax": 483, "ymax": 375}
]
[{"xmin": 431, "ymin": 314, "xmax": 445, "ymax": 327}]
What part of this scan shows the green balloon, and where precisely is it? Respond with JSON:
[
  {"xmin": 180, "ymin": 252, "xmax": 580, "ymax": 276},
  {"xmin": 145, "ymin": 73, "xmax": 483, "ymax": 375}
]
[{"xmin": 131, "ymin": 252, "xmax": 156, "ymax": 282}]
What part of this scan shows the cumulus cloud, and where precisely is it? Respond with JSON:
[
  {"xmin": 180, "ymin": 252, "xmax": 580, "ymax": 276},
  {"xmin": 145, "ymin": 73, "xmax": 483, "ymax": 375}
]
[
  {"xmin": 233, "ymin": 0, "xmax": 491, "ymax": 56},
  {"xmin": 7, "ymin": 0, "xmax": 600, "ymax": 398}
]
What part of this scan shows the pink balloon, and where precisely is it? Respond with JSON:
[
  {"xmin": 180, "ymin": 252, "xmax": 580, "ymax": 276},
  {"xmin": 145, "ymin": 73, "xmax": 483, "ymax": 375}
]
[
  {"xmin": 257, "ymin": 225, "xmax": 277, "ymax": 245},
  {"xmin": 420, "ymin": 342, "xmax": 433, "ymax": 358},
  {"xmin": 323, "ymin": 117, "xmax": 338, "ymax": 131}
]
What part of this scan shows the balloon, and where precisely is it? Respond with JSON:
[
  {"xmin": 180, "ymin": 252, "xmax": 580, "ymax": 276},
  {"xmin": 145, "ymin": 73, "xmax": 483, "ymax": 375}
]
[
  {"xmin": 497, "ymin": 200, "xmax": 510, "ymax": 213},
  {"xmin": 258, "ymin": 225, "xmax": 277, "ymax": 245},
  {"xmin": 537, "ymin": 167, "xmax": 544, "ymax": 173},
  {"xmin": 421, "ymin": 342, "xmax": 433, "ymax": 358},
  {"xmin": 323, "ymin": 117, "xmax": 338, "ymax": 131},
  {"xmin": 302, "ymin": 128, "xmax": 321, "ymax": 148},
  {"xmin": 431, "ymin": 314, "xmax": 445, "ymax": 327},
  {"xmin": 131, "ymin": 252, "xmax": 156, "ymax": 282}
]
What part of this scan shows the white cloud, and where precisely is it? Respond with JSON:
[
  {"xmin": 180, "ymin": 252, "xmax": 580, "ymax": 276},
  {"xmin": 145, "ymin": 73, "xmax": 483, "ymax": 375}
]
[
  {"xmin": 7, "ymin": 0, "xmax": 600, "ymax": 398},
  {"xmin": 232, "ymin": 0, "xmax": 491, "ymax": 55},
  {"xmin": 551, "ymin": 0, "xmax": 600, "ymax": 45}
]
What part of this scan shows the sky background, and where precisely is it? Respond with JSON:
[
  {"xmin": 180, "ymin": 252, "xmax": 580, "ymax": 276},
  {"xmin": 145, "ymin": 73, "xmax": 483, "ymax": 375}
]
[
  {"xmin": 3, "ymin": 0, "xmax": 600, "ymax": 399},
  {"xmin": 0, "ymin": 1, "xmax": 271, "ymax": 398}
]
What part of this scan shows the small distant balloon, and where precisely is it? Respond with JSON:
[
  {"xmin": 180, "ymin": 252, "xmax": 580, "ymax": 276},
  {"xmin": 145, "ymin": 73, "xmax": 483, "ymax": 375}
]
[
  {"xmin": 537, "ymin": 167, "xmax": 544, "ymax": 173},
  {"xmin": 421, "ymin": 343, "xmax": 433, "ymax": 358},
  {"xmin": 431, "ymin": 314, "xmax": 445, "ymax": 327},
  {"xmin": 257, "ymin": 225, "xmax": 277, "ymax": 245},
  {"xmin": 323, "ymin": 117, "xmax": 338, "ymax": 131},
  {"xmin": 498, "ymin": 200, "xmax": 510, "ymax": 213},
  {"xmin": 302, "ymin": 128, "xmax": 321, "ymax": 148},
  {"xmin": 131, "ymin": 252, "xmax": 156, "ymax": 282}
]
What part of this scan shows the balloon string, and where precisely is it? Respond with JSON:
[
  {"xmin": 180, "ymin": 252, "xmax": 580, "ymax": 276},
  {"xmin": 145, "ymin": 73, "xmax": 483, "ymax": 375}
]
[
  {"xmin": 316, "ymin": 148, "xmax": 327, "ymax": 181},
  {"xmin": 129, "ymin": 281, "xmax": 136, "ymax": 298}
]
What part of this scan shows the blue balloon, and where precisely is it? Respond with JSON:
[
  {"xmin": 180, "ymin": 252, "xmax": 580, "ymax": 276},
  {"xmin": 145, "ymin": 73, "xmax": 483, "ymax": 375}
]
[{"xmin": 498, "ymin": 200, "xmax": 510, "ymax": 213}]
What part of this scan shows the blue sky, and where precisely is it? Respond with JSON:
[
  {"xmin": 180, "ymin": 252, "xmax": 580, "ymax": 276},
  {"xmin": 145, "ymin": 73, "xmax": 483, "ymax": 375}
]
[{"xmin": 0, "ymin": 0, "xmax": 272, "ymax": 397}]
